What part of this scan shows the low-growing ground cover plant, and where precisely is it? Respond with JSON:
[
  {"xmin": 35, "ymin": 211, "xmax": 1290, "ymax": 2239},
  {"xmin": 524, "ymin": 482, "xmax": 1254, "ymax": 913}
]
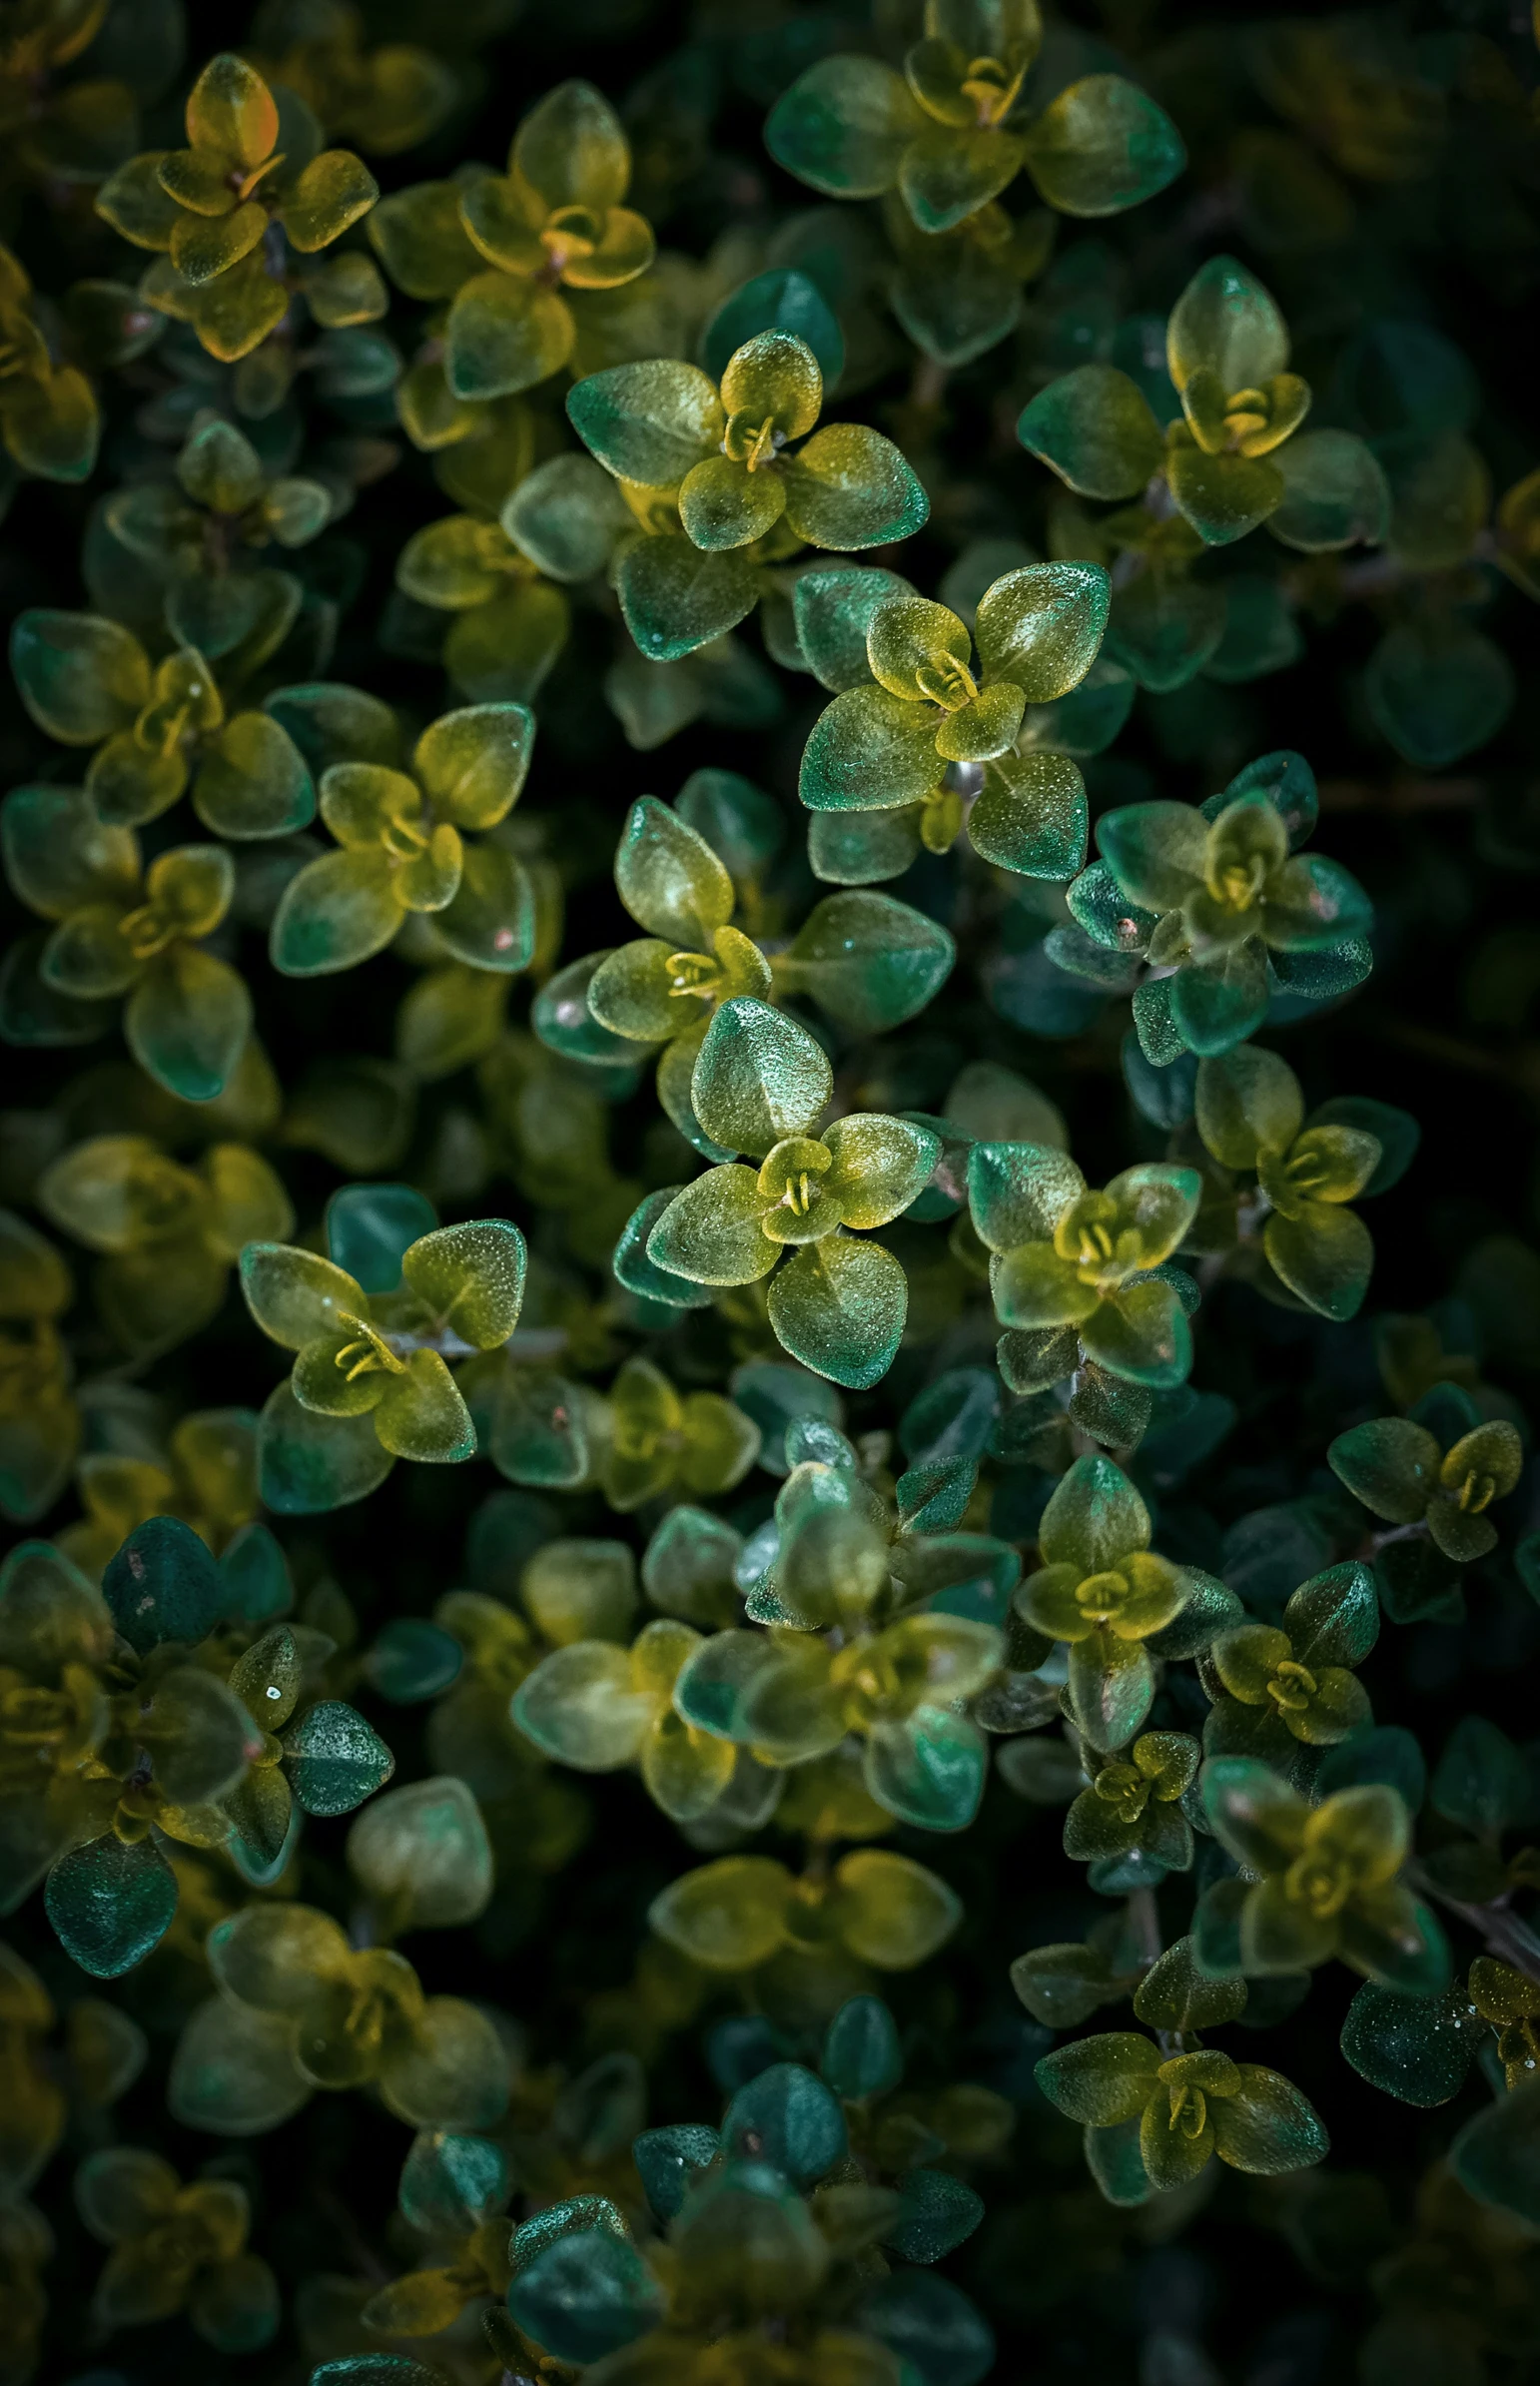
[{"xmin": 1, "ymin": 5, "xmax": 1538, "ymax": 2385}]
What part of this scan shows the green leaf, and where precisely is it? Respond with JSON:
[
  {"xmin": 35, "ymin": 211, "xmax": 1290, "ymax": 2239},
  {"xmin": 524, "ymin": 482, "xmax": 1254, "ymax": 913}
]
[
  {"xmin": 1309, "ymin": 1098, "xmax": 1419, "ymax": 1195},
  {"xmin": 444, "ymin": 271, "xmax": 572, "ymax": 401},
  {"xmin": 348, "ymin": 1777, "xmax": 493, "ymax": 1930},
  {"xmin": 1018, "ymin": 366, "xmax": 1166, "ymax": 501},
  {"xmin": 1363, "ymin": 623, "xmax": 1515, "ymax": 771},
  {"xmin": 501, "ymin": 454, "xmax": 633, "ymax": 582},
  {"xmin": 1068, "ymin": 1632, "xmax": 1155, "ymax": 1752},
  {"xmin": 1451, "ymin": 2079, "xmax": 1540, "ymax": 2225},
  {"xmin": 891, "ymin": 232, "xmax": 1027, "ymax": 371},
  {"xmin": 767, "ymin": 1231, "xmax": 908, "ymax": 1389},
  {"xmin": 194, "ymin": 713, "xmax": 315, "ymax": 839},
  {"xmin": 1024, "ymin": 75, "xmax": 1185, "ymax": 217},
  {"xmin": 650, "ymin": 1856, "xmax": 794, "ymax": 1972},
  {"xmin": 691, "ymin": 997, "xmax": 832, "ymax": 1158},
  {"xmin": 722, "ymin": 2059, "xmax": 847, "ymax": 2186},
  {"xmin": 764, "ymin": 57, "xmax": 922, "ymax": 199},
  {"xmin": 631, "ymin": 2124, "xmax": 721, "ymax": 2222},
  {"xmin": 1081, "ymin": 1278, "xmax": 1192, "ymax": 1389},
  {"xmin": 1170, "ymin": 943, "xmax": 1270, "ymax": 1056},
  {"xmin": 1038, "ymin": 1452, "xmax": 1151, "ymax": 1573},
  {"xmin": 102, "ymin": 1515, "xmax": 224, "ymax": 1654},
  {"xmin": 793, "ymin": 565, "xmax": 915, "ymax": 693},
  {"xmin": 1167, "ymin": 255, "xmax": 1289, "ymax": 396},
  {"xmin": 1035, "ymin": 2031, "xmax": 1160, "ymax": 2126},
  {"xmin": 1106, "ymin": 570, "xmax": 1227, "ymax": 692},
  {"xmin": 1327, "ymin": 1417, "xmax": 1439, "ymax": 1523},
  {"xmin": 566, "ymin": 359, "xmax": 723, "ymax": 486},
  {"xmin": 1260, "ymin": 1211, "xmax": 1365, "ymax": 1326},
  {"xmin": 1208, "ymin": 2065, "xmax": 1328, "ymax": 2174},
  {"xmin": 125, "ymin": 945, "xmax": 253, "ymax": 1104},
  {"xmin": 864, "ymin": 1707, "xmax": 988, "ymax": 1832},
  {"xmin": 613, "ymin": 1187, "xmax": 715, "ymax": 1307},
  {"xmin": 780, "ymin": 892, "xmax": 954, "ymax": 1033},
  {"xmin": 821, "ymin": 1993, "xmax": 903, "ymax": 2098},
  {"xmin": 971, "ymin": 750, "xmax": 1088, "ymax": 877},
  {"xmin": 900, "ymin": 123, "xmax": 1026, "ymax": 236},
  {"xmin": 1431, "ymin": 1715, "xmax": 1530, "ymax": 1840},
  {"xmin": 703, "ymin": 271, "xmax": 845, "ymax": 389},
  {"xmin": 1010, "ymin": 1942, "xmax": 1120, "ymax": 2028},
  {"xmin": 1134, "ymin": 1938, "xmax": 1247, "ymax": 2032},
  {"xmin": 799, "ymin": 685, "xmax": 941, "ymax": 812},
  {"xmin": 402, "ymin": 1219, "xmax": 526, "ymax": 1347},
  {"xmin": 646, "ymin": 1167, "xmax": 777, "ymax": 1285},
  {"xmin": 270, "ymin": 849, "xmax": 402, "ymax": 976},
  {"xmin": 1284, "ymin": 1562, "xmax": 1380, "ymax": 1670},
  {"xmin": 9, "ymin": 609, "xmax": 148, "ymax": 744},
  {"xmin": 1167, "ymin": 438, "xmax": 1284, "ymax": 545},
  {"xmin": 780, "ymin": 423, "xmax": 930, "ymax": 550},
  {"xmin": 149, "ymin": 1667, "xmax": 258, "ymax": 1804},
  {"xmin": 1200, "ymin": 1756, "xmax": 1305, "ymax": 1873},
  {"xmin": 1268, "ymin": 429, "xmax": 1390, "ymax": 553},
  {"xmin": 614, "ymin": 795, "xmax": 734, "ymax": 947},
  {"xmin": 615, "ymin": 533, "xmax": 760, "ymax": 663},
  {"xmin": 45, "ymin": 1834, "xmax": 178, "ymax": 1978},
  {"xmin": 258, "ymin": 1381, "xmax": 395, "ymax": 1515},
  {"xmin": 883, "ymin": 2167, "xmax": 985, "ymax": 2265},
  {"xmin": 975, "ymin": 562, "xmax": 1110, "ymax": 702},
  {"xmin": 1194, "ymin": 1045, "xmax": 1302, "ymax": 1168},
  {"xmin": 1340, "ymin": 1981, "xmax": 1484, "ymax": 2107},
  {"xmin": 241, "ymin": 1244, "xmax": 368, "ymax": 1350},
  {"xmin": 507, "ymin": 2226, "xmax": 664, "ymax": 2366},
  {"xmin": 679, "ymin": 451, "xmax": 787, "ymax": 551},
  {"xmin": 283, "ymin": 1701, "xmax": 394, "ymax": 1816},
  {"xmin": 968, "ymin": 1140, "xmax": 1084, "ymax": 1252},
  {"xmin": 809, "ymin": 806, "xmax": 924, "ymax": 886}
]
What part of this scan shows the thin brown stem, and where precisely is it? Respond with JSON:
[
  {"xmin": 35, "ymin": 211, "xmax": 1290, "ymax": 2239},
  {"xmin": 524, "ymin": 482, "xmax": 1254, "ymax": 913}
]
[{"xmin": 1410, "ymin": 1867, "xmax": 1540, "ymax": 1988}]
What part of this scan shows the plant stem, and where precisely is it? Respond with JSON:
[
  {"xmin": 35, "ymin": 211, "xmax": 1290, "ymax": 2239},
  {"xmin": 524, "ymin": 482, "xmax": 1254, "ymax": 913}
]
[{"xmin": 1410, "ymin": 1868, "xmax": 1540, "ymax": 1987}]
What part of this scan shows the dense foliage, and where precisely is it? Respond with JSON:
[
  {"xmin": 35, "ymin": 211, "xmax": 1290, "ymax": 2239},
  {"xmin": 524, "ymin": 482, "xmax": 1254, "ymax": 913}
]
[{"xmin": 2, "ymin": 3, "xmax": 1540, "ymax": 2383}]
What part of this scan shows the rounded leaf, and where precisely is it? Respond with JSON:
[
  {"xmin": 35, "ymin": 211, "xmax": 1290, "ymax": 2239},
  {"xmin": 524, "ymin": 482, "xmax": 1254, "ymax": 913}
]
[
  {"xmin": 765, "ymin": 57, "xmax": 922, "ymax": 199},
  {"xmin": 781, "ymin": 422, "xmax": 930, "ymax": 550},
  {"xmin": 45, "ymin": 1835, "xmax": 178, "ymax": 1979},
  {"xmin": 1024, "ymin": 75, "xmax": 1185, "ymax": 217},
  {"xmin": 768, "ymin": 1231, "xmax": 907, "ymax": 1389}
]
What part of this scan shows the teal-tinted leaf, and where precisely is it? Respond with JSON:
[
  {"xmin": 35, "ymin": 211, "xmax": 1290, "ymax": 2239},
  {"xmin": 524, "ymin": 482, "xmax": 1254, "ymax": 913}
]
[
  {"xmin": 613, "ymin": 1187, "xmax": 715, "ymax": 1308},
  {"xmin": 1340, "ymin": 1981, "xmax": 1483, "ymax": 2107},
  {"xmin": 45, "ymin": 1834, "xmax": 178, "ymax": 1978},
  {"xmin": 970, "ymin": 751, "xmax": 1088, "ymax": 878},
  {"xmin": 1364, "ymin": 624, "xmax": 1515, "ymax": 771},
  {"xmin": 821, "ymin": 1993, "xmax": 903, "ymax": 2098},
  {"xmin": 764, "ymin": 57, "xmax": 921, "ymax": 200},
  {"xmin": 767, "ymin": 1232, "xmax": 907, "ymax": 1391},
  {"xmin": 1451, "ymin": 2079, "xmax": 1540, "ymax": 2225},
  {"xmin": 616, "ymin": 534, "xmax": 760, "ymax": 664},
  {"xmin": 780, "ymin": 892, "xmax": 954, "ymax": 1033},
  {"xmin": 883, "ymin": 2168, "xmax": 985, "ymax": 2264},
  {"xmin": 631, "ymin": 2124, "xmax": 721, "ymax": 2222},
  {"xmin": 1431, "ymin": 1716, "xmax": 1530, "ymax": 1841},
  {"xmin": 722, "ymin": 2059, "xmax": 847, "ymax": 2185},
  {"xmin": 507, "ymin": 2226, "xmax": 664, "ymax": 2366},
  {"xmin": 703, "ymin": 271, "xmax": 845, "ymax": 388},
  {"xmin": 282, "ymin": 1701, "xmax": 394, "ymax": 1816},
  {"xmin": 855, "ymin": 2272, "xmax": 995, "ymax": 2386},
  {"xmin": 1018, "ymin": 366, "xmax": 1165, "ymax": 501},
  {"xmin": 258, "ymin": 1382, "xmax": 395, "ymax": 1515},
  {"xmin": 799, "ymin": 685, "xmax": 940, "ymax": 811},
  {"xmin": 325, "ymin": 1183, "xmax": 438, "ymax": 1294},
  {"xmin": 103, "ymin": 1514, "xmax": 224, "ymax": 1654},
  {"xmin": 365, "ymin": 1619, "xmax": 463, "ymax": 1705}
]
